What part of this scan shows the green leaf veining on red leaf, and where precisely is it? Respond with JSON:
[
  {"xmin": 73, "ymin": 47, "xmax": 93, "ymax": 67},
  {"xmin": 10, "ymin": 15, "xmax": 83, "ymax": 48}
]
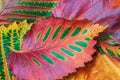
[{"xmin": 7, "ymin": 17, "xmax": 108, "ymax": 80}]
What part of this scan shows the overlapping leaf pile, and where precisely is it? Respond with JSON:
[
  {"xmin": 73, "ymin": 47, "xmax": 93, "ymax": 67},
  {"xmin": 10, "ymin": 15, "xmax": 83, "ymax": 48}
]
[
  {"xmin": 0, "ymin": 0, "xmax": 120, "ymax": 80},
  {"xmin": 53, "ymin": 0, "xmax": 120, "ymax": 58},
  {"xmin": 53, "ymin": 1, "xmax": 120, "ymax": 79}
]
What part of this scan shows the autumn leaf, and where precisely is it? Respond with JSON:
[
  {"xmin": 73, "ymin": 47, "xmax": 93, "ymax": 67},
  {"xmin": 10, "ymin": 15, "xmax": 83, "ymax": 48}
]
[
  {"xmin": 0, "ymin": 0, "xmax": 58, "ymax": 24},
  {"xmin": 0, "ymin": 21, "xmax": 32, "ymax": 80},
  {"xmin": 61, "ymin": 52, "xmax": 120, "ymax": 80},
  {"xmin": 7, "ymin": 17, "xmax": 107, "ymax": 80}
]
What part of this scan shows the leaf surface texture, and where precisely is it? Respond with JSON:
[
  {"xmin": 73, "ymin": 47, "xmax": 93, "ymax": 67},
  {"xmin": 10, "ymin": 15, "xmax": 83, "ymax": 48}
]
[{"xmin": 7, "ymin": 17, "xmax": 107, "ymax": 80}]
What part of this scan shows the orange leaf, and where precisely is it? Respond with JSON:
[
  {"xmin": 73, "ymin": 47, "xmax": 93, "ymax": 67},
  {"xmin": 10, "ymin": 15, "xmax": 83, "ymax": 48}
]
[{"xmin": 62, "ymin": 52, "xmax": 120, "ymax": 80}]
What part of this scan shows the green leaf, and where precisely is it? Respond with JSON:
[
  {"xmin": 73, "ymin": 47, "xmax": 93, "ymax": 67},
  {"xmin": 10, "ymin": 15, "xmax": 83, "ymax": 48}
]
[
  {"xmin": 99, "ymin": 42, "xmax": 120, "ymax": 58},
  {"xmin": 0, "ymin": 21, "xmax": 32, "ymax": 80}
]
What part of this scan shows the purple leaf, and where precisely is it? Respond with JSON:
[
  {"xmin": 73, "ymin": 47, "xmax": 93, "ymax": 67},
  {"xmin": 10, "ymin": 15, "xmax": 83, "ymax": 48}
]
[{"xmin": 53, "ymin": 0, "xmax": 120, "ymax": 44}]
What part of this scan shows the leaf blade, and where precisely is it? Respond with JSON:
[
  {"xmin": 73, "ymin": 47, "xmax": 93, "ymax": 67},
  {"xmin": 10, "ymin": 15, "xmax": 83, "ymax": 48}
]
[
  {"xmin": 8, "ymin": 17, "xmax": 107, "ymax": 80},
  {"xmin": 0, "ymin": 21, "xmax": 32, "ymax": 80}
]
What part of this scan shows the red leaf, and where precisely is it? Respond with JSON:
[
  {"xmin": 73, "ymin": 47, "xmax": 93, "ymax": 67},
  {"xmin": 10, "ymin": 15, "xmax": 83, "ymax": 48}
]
[{"xmin": 7, "ymin": 17, "xmax": 107, "ymax": 80}]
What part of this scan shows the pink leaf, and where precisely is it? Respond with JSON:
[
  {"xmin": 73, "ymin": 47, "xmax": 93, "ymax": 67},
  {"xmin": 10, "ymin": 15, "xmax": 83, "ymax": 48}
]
[
  {"xmin": 53, "ymin": 0, "xmax": 120, "ymax": 44},
  {"xmin": 7, "ymin": 17, "xmax": 107, "ymax": 80}
]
